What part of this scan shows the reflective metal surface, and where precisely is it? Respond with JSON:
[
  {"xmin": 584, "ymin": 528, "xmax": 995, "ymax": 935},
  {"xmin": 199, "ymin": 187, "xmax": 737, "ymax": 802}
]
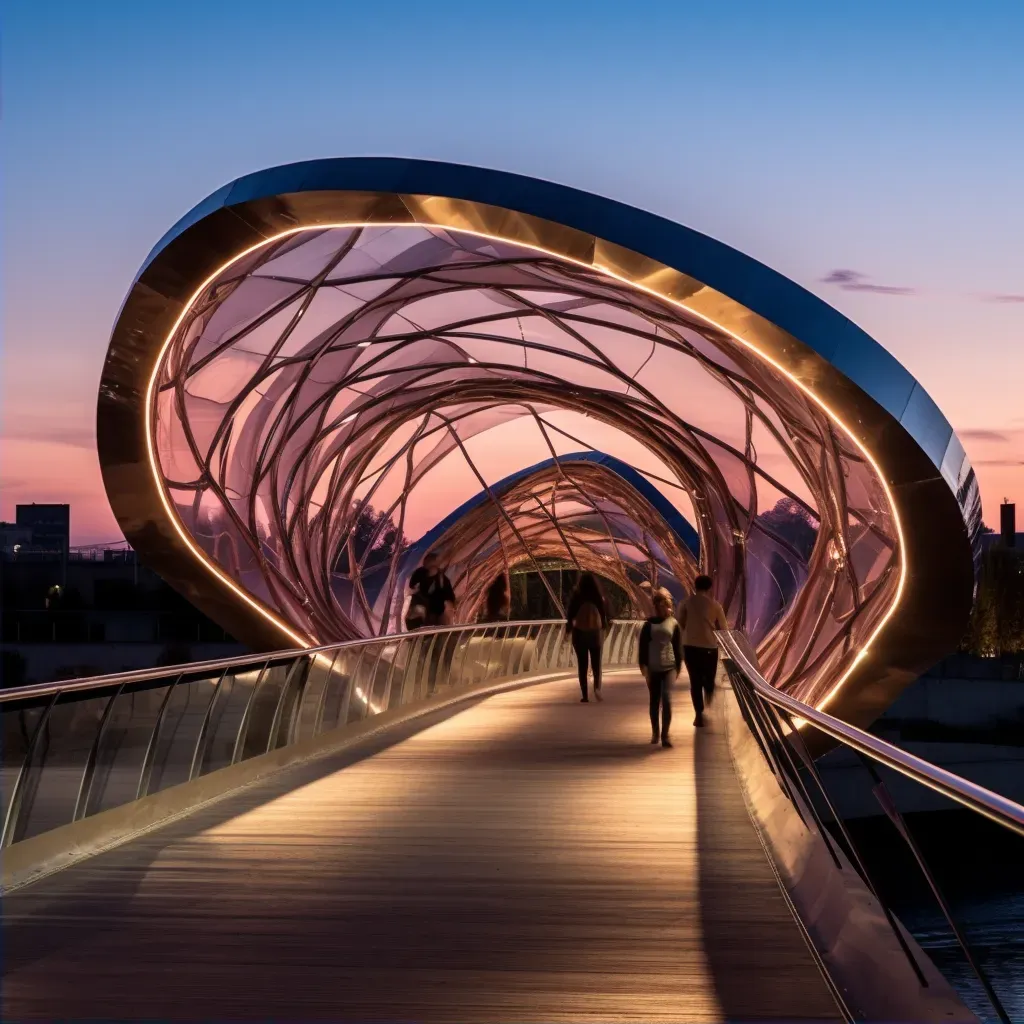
[
  {"xmin": 0, "ymin": 620, "xmax": 639, "ymax": 850},
  {"xmin": 97, "ymin": 158, "xmax": 978, "ymax": 728},
  {"xmin": 718, "ymin": 628, "xmax": 1022, "ymax": 1023}
]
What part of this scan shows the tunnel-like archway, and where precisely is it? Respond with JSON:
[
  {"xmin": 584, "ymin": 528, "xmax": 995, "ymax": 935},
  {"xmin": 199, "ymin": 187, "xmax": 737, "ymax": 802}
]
[
  {"xmin": 98, "ymin": 158, "xmax": 979, "ymax": 727},
  {"xmin": 383, "ymin": 452, "xmax": 701, "ymax": 632}
]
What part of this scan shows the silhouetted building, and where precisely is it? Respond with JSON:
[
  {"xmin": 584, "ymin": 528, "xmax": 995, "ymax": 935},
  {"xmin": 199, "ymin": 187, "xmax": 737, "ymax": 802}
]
[
  {"xmin": 1, "ymin": 504, "xmax": 245, "ymax": 685},
  {"xmin": 15, "ymin": 503, "xmax": 70, "ymax": 556},
  {"xmin": 1001, "ymin": 502, "xmax": 1016, "ymax": 549}
]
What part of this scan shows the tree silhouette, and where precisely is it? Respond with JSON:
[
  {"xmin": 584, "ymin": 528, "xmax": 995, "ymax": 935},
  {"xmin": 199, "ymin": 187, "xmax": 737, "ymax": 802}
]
[
  {"xmin": 334, "ymin": 504, "xmax": 406, "ymax": 575},
  {"xmin": 757, "ymin": 499, "xmax": 819, "ymax": 561}
]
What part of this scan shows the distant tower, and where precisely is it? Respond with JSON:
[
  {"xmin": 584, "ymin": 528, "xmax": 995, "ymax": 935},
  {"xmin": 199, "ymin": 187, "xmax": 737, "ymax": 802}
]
[{"xmin": 1000, "ymin": 500, "xmax": 1016, "ymax": 548}]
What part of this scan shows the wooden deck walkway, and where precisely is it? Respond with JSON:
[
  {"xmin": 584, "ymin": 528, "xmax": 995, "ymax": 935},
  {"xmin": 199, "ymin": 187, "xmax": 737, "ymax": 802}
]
[{"xmin": 2, "ymin": 673, "xmax": 842, "ymax": 1022}]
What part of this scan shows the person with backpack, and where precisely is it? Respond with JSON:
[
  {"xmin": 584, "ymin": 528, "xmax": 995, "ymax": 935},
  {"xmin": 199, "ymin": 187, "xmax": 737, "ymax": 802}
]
[
  {"xmin": 407, "ymin": 551, "xmax": 458, "ymax": 694},
  {"xmin": 407, "ymin": 551, "xmax": 456, "ymax": 628},
  {"xmin": 638, "ymin": 590, "xmax": 683, "ymax": 747},
  {"xmin": 564, "ymin": 572, "xmax": 609, "ymax": 702},
  {"xmin": 677, "ymin": 575, "xmax": 728, "ymax": 727},
  {"xmin": 479, "ymin": 572, "xmax": 511, "ymax": 623}
]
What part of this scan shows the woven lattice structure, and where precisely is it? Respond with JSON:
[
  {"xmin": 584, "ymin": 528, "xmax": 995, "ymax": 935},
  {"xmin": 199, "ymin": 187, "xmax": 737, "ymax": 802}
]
[{"xmin": 153, "ymin": 224, "xmax": 902, "ymax": 704}]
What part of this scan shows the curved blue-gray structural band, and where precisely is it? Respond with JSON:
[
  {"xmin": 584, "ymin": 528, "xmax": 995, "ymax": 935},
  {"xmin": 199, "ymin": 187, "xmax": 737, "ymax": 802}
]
[
  {"xmin": 98, "ymin": 155, "xmax": 979, "ymax": 731},
  {"xmin": 139, "ymin": 157, "xmax": 972, "ymax": 503}
]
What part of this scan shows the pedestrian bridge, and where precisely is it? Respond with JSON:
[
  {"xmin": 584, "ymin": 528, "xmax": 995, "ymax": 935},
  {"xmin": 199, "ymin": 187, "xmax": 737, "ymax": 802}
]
[
  {"xmin": 13, "ymin": 155, "xmax": 1018, "ymax": 1020},
  {"xmin": 3, "ymin": 622, "xmax": 1021, "ymax": 1022}
]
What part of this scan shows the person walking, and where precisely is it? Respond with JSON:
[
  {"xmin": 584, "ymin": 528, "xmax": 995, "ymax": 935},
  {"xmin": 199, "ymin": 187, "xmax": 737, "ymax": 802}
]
[
  {"xmin": 408, "ymin": 551, "xmax": 456, "ymax": 627},
  {"xmin": 479, "ymin": 572, "xmax": 511, "ymax": 623},
  {"xmin": 565, "ymin": 572, "xmax": 609, "ymax": 702},
  {"xmin": 677, "ymin": 575, "xmax": 728, "ymax": 727},
  {"xmin": 408, "ymin": 552, "xmax": 457, "ymax": 694},
  {"xmin": 638, "ymin": 590, "xmax": 682, "ymax": 748}
]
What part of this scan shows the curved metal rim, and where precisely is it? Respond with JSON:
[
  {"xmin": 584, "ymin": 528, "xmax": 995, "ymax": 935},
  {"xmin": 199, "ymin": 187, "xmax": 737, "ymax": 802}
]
[
  {"xmin": 97, "ymin": 158, "xmax": 977, "ymax": 729},
  {"xmin": 137, "ymin": 158, "xmax": 970, "ymax": 480}
]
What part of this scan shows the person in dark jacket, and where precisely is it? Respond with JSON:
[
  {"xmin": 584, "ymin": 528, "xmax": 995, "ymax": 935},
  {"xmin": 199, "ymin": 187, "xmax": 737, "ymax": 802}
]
[
  {"xmin": 479, "ymin": 573, "xmax": 511, "ymax": 623},
  {"xmin": 408, "ymin": 551, "xmax": 456, "ymax": 628},
  {"xmin": 408, "ymin": 552, "xmax": 457, "ymax": 693},
  {"xmin": 564, "ymin": 572, "xmax": 609, "ymax": 702},
  {"xmin": 638, "ymin": 590, "xmax": 683, "ymax": 747}
]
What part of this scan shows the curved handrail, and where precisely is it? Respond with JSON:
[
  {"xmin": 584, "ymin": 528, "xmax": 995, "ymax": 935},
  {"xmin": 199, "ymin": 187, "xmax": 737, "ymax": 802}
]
[
  {"xmin": 0, "ymin": 618, "xmax": 579, "ymax": 704},
  {"xmin": 717, "ymin": 629, "xmax": 1024, "ymax": 838}
]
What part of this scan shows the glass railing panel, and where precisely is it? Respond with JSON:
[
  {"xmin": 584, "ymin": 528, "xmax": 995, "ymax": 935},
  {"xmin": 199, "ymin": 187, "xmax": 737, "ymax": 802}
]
[
  {"xmin": 370, "ymin": 641, "xmax": 400, "ymax": 710},
  {"xmin": 322, "ymin": 647, "xmax": 359, "ymax": 732},
  {"xmin": 293, "ymin": 651, "xmax": 340, "ymax": 743},
  {"xmin": 381, "ymin": 639, "xmax": 410, "ymax": 712},
  {"xmin": 86, "ymin": 681, "xmax": 169, "ymax": 817},
  {"xmin": 495, "ymin": 626, "xmax": 518, "ymax": 677},
  {"xmin": 200, "ymin": 664, "xmax": 267, "ymax": 774},
  {"xmin": 230, "ymin": 660, "xmax": 291, "ymax": 760},
  {"xmin": 347, "ymin": 642, "xmax": 385, "ymax": 723},
  {"xmin": 145, "ymin": 672, "xmax": 225, "ymax": 794},
  {"xmin": 448, "ymin": 631, "xmax": 474, "ymax": 690},
  {"xmin": 14, "ymin": 691, "xmax": 110, "ymax": 841},
  {"xmin": 1, "ymin": 702, "xmax": 51, "ymax": 838}
]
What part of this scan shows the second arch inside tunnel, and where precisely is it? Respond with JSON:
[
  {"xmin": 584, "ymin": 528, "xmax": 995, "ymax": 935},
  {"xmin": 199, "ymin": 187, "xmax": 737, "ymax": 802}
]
[{"xmin": 152, "ymin": 223, "xmax": 900, "ymax": 706}]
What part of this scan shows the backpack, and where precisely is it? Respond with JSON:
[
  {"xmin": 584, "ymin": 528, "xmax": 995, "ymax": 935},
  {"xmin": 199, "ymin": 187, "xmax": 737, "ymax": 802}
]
[
  {"xmin": 573, "ymin": 600, "xmax": 603, "ymax": 632},
  {"xmin": 647, "ymin": 616, "xmax": 678, "ymax": 671}
]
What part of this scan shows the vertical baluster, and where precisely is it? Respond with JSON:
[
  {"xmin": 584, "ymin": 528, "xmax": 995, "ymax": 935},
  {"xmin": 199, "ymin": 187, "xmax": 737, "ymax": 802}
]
[
  {"xmin": 137, "ymin": 673, "xmax": 184, "ymax": 798},
  {"xmin": 1, "ymin": 692, "xmax": 60, "ymax": 849},
  {"xmin": 73, "ymin": 683, "xmax": 126, "ymax": 821}
]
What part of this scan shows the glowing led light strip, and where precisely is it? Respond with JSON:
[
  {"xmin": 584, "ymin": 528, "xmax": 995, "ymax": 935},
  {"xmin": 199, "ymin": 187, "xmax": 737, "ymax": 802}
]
[{"xmin": 143, "ymin": 217, "xmax": 909, "ymax": 712}]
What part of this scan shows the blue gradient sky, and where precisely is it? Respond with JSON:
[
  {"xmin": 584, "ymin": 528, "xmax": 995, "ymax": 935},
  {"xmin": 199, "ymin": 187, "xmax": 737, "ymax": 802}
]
[{"xmin": 3, "ymin": 0, "xmax": 1022, "ymax": 541}]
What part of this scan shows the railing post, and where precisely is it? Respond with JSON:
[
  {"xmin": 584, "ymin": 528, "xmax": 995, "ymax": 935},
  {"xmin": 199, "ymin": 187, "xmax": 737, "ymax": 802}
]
[
  {"xmin": 230, "ymin": 660, "xmax": 273, "ymax": 765},
  {"xmin": 73, "ymin": 683, "xmax": 126, "ymax": 822},
  {"xmin": 311, "ymin": 650, "xmax": 343, "ymax": 739},
  {"xmin": 188, "ymin": 667, "xmax": 231, "ymax": 781},
  {"xmin": 1, "ymin": 691, "xmax": 60, "ymax": 849},
  {"xmin": 859, "ymin": 754, "xmax": 1011, "ymax": 1023},
  {"xmin": 267, "ymin": 657, "xmax": 311, "ymax": 752},
  {"xmin": 137, "ymin": 674, "xmax": 184, "ymax": 798}
]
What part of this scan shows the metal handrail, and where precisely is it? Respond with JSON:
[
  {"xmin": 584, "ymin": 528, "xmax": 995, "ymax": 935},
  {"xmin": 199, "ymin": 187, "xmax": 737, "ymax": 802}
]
[
  {"xmin": 0, "ymin": 620, "xmax": 641, "ymax": 853},
  {"xmin": 0, "ymin": 618, "xmax": 583, "ymax": 704},
  {"xmin": 718, "ymin": 630, "xmax": 1024, "ymax": 838},
  {"xmin": 718, "ymin": 628, "xmax": 1019, "ymax": 1024}
]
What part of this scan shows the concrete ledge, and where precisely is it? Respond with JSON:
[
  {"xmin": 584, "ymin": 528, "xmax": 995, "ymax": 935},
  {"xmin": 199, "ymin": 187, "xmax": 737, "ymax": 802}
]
[
  {"xmin": 2, "ymin": 667, "xmax": 601, "ymax": 894},
  {"xmin": 721, "ymin": 680, "xmax": 977, "ymax": 1024}
]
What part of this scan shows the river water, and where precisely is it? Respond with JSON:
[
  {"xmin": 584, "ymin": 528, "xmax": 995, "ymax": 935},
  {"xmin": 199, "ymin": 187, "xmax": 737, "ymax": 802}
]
[{"xmin": 846, "ymin": 810, "xmax": 1024, "ymax": 1022}]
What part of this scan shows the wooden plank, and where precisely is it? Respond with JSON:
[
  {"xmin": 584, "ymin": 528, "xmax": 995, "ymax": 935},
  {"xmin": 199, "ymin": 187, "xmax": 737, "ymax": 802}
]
[{"xmin": 2, "ymin": 674, "xmax": 841, "ymax": 1022}]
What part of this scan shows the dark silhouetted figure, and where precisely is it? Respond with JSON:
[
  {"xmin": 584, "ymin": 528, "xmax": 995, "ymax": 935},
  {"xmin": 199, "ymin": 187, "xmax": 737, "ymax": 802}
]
[
  {"xmin": 677, "ymin": 575, "xmax": 727, "ymax": 727},
  {"xmin": 565, "ymin": 572, "xmax": 609, "ymax": 702},
  {"xmin": 408, "ymin": 551, "xmax": 457, "ymax": 693},
  {"xmin": 407, "ymin": 551, "xmax": 456, "ymax": 629},
  {"xmin": 479, "ymin": 573, "xmax": 510, "ymax": 623}
]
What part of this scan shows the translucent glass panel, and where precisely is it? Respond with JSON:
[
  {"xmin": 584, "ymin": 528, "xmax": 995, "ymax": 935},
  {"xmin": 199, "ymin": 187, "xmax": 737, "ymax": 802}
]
[{"xmin": 153, "ymin": 225, "xmax": 901, "ymax": 706}]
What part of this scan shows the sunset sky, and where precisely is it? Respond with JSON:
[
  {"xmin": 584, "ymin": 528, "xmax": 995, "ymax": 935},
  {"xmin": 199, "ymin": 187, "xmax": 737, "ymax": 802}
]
[{"xmin": 3, "ymin": 0, "xmax": 1022, "ymax": 544}]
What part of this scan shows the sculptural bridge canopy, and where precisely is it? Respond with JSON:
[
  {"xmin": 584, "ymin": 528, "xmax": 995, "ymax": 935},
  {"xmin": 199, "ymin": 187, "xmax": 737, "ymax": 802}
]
[{"xmin": 98, "ymin": 158, "xmax": 979, "ymax": 724}]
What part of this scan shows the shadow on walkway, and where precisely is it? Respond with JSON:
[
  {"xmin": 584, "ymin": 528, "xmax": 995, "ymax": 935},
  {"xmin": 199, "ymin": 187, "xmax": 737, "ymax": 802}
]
[
  {"xmin": 694, "ymin": 686, "xmax": 841, "ymax": 1021},
  {"xmin": 2, "ymin": 696, "xmax": 484, "ymax": 975}
]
